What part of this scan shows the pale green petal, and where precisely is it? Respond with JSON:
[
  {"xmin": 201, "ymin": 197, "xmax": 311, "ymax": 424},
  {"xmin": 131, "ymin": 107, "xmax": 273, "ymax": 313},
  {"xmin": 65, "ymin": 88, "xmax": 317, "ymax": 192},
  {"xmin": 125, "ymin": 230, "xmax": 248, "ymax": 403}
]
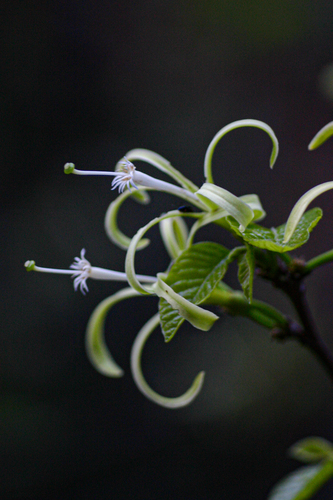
[
  {"xmin": 104, "ymin": 187, "xmax": 151, "ymax": 250},
  {"xmin": 153, "ymin": 274, "xmax": 219, "ymax": 331},
  {"xmin": 308, "ymin": 122, "xmax": 333, "ymax": 150},
  {"xmin": 239, "ymin": 194, "xmax": 266, "ymax": 222},
  {"xmin": 186, "ymin": 208, "xmax": 229, "ymax": 247},
  {"xmin": 122, "ymin": 148, "xmax": 199, "ymax": 193},
  {"xmin": 196, "ymin": 183, "xmax": 254, "ymax": 232},
  {"xmin": 186, "ymin": 194, "xmax": 265, "ymax": 247},
  {"xmin": 204, "ymin": 119, "xmax": 279, "ymax": 184},
  {"xmin": 159, "ymin": 216, "xmax": 189, "ymax": 259},
  {"xmin": 131, "ymin": 313, "xmax": 205, "ymax": 408},
  {"xmin": 125, "ymin": 210, "xmax": 202, "ymax": 295},
  {"xmin": 284, "ymin": 182, "xmax": 333, "ymax": 243},
  {"xmin": 85, "ymin": 288, "xmax": 140, "ymax": 377}
]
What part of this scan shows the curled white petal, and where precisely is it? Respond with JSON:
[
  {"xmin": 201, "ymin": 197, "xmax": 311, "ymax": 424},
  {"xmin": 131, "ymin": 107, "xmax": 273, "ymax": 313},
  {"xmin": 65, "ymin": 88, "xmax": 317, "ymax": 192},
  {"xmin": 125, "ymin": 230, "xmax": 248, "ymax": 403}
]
[
  {"xmin": 204, "ymin": 119, "xmax": 279, "ymax": 184},
  {"xmin": 186, "ymin": 193, "xmax": 266, "ymax": 247},
  {"xmin": 125, "ymin": 210, "xmax": 202, "ymax": 295},
  {"xmin": 153, "ymin": 274, "xmax": 219, "ymax": 331},
  {"xmin": 86, "ymin": 288, "xmax": 141, "ymax": 377},
  {"xmin": 196, "ymin": 183, "xmax": 254, "ymax": 232},
  {"xmin": 104, "ymin": 187, "xmax": 151, "ymax": 250},
  {"xmin": 159, "ymin": 216, "xmax": 189, "ymax": 259},
  {"xmin": 283, "ymin": 181, "xmax": 333, "ymax": 243},
  {"xmin": 131, "ymin": 313, "xmax": 205, "ymax": 408},
  {"xmin": 308, "ymin": 122, "xmax": 333, "ymax": 150}
]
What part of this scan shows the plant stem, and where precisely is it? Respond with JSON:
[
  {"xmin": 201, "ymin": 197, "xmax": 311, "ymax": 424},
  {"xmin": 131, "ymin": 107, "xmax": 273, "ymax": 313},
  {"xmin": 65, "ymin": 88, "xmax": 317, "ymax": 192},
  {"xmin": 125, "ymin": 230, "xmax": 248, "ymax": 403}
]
[
  {"xmin": 282, "ymin": 280, "xmax": 333, "ymax": 381},
  {"xmin": 206, "ymin": 285, "xmax": 289, "ymax": 330},
  {"xmin": 304, "ymin": 249, "xmax": 333, "ymax": 275}
]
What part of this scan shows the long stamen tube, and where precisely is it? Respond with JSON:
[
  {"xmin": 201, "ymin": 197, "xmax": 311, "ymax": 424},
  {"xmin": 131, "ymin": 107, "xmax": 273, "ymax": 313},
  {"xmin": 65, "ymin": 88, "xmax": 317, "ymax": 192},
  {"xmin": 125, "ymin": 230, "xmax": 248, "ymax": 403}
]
[
  {"xmin": 25, "ymin": 251, "xmax": 157, "ymax": 296},
  {"xmin": 64, "ymin": 159, "xmax": 201, "ymax": 205}
]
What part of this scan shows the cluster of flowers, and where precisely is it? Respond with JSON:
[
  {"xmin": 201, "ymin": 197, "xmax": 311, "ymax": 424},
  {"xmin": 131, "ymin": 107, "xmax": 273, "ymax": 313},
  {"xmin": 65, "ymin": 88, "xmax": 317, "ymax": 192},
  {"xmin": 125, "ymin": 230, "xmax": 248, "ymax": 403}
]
[{"xmin": 25, "ymin": 119, "xmax": 333, "ymax": 408}]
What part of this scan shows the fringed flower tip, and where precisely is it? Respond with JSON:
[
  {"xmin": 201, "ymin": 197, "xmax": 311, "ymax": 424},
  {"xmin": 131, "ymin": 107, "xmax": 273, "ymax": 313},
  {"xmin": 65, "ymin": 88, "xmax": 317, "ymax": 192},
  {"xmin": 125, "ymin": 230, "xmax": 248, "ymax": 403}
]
[{"xmin": 111, "ymin": 158, "xmax": 138, "ymax": 193}]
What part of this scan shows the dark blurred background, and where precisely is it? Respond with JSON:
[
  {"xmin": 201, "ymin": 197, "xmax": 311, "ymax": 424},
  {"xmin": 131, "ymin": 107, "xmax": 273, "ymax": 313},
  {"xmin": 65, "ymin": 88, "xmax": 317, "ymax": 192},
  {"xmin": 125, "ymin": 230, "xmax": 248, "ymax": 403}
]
[{"xmin": 3, "ymin": 1, "xmax": 333, "ymax": 499}]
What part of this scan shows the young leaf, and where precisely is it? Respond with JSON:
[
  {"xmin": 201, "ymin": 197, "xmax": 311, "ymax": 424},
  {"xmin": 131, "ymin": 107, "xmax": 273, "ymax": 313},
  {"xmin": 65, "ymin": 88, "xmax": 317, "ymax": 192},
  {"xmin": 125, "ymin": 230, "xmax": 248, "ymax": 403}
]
[
  {"xmin": 226, "ymin": 208, "xmax": 322, "ymax": 253},
  {"xmin": 290, "ymin": 437, "xmax": 333, "ymax": 464},
  {"xmin": 237, "ymin": 244, "xmax": 255, "ymax": 303},
  {"xmin": 268, "ymin": 462, "xmax": 333, "ymax": 500},
  {"xmin": 158, "ymin": 242, "xmax": 244, "ymax": 341}
]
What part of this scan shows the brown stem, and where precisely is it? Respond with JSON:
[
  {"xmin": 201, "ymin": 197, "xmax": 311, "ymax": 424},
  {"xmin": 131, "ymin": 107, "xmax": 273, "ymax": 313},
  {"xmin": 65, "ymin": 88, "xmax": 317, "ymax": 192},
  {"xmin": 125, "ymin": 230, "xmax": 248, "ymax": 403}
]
[
  {"xmin": 285, "ymin": 281, "xmax": 333, "ymax": 382},
  {"xmin": 256, "ymin": 251, "xmax": 333, "ymax": 382}
]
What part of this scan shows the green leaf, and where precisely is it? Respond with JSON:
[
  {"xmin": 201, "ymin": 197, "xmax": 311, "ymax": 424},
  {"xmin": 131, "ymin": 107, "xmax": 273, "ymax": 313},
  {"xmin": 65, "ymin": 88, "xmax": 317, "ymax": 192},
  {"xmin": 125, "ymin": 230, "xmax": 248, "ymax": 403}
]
[
  {"xmin": 237, "ymin": 244, "xmax": 255, "ymax": 303},
  {"xmin": 290, "ymin": 437, "xmax": 333, "ymax": 464},
  {"xmin": 159, "ymin": 242, "xmax": 244, "ymax": 341},
  {"xmin": 226, "ymin": 208, "xmax": 322, "ymax": 253},
  {"xmin": 268, "ymin": 462, "xmax": 333, "ymax": 500}
]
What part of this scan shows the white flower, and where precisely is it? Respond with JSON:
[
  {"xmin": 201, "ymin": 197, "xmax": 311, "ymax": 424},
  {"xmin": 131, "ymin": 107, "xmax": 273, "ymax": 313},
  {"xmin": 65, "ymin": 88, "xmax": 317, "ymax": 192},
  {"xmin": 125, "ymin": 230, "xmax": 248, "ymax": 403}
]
[
  {"xmin": 65, "ymin": 158, "xmax": 201, "ymax": 204},
  {"xmin": 25, "ymin": 249, "xmax": 157, "ymax": 295}
]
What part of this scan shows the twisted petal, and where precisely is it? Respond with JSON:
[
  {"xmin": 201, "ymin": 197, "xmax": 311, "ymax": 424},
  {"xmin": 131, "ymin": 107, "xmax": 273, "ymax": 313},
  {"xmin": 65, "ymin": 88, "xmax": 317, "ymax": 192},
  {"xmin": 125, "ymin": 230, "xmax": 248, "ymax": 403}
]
[
  {"xmin": 131, "ymin": 313, "xmax": 205, "ymax": 408},
  {"xmin": 204, "ymin": 119, "xmax": 279, "ymax": 184},
  {"xmin": 283, "ymin": 182, "xmax": 333, "ymax": 243},
  {"xmin": 85, "ymin": 288, "xmax": 141, "ymax": 377},
  {"xmin": 154, "ymin": 274, "xmax": 219, "ymax": 331},
  {"xmin": 196, "ymin": 183, "xmax": 254, "ymax": 232},
  {"xmin": 159, "ymin": 216, "xmax": 189, "ymax": 259},
  {"xmin": 125, "ymin": 210, "xmax": 202, "ymax": 295},
  {"xmin": 104, "ymin": 187, "xmax": 151, "ymax": 250}
]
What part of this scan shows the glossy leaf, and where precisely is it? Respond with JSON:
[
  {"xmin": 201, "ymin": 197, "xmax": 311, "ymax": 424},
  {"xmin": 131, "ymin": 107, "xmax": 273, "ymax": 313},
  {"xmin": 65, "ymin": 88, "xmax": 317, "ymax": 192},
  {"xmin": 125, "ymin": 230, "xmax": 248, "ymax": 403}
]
[
  {"xmin": 159, "ymin": 242, "xmax": 244, "ymax": 341},
  {"xmin": 268, "ymin": 462, "xmax": 333, "ymax": 500},
  {"xmin": 226, "ymin": 208, "xmax": 322, "ymax": 253}
]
